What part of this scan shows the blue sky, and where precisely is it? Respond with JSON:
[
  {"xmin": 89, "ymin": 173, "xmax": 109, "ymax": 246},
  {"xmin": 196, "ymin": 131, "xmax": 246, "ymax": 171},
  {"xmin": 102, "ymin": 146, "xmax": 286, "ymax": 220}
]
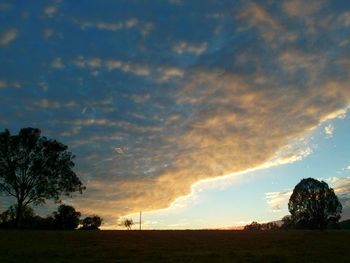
[{"xmin": 1, "ymin": 0, "xmax": 350, "ymax": 229}]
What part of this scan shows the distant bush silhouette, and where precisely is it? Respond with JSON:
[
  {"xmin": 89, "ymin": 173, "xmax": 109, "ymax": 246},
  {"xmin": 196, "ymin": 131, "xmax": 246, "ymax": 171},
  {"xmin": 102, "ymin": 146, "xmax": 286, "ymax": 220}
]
[
  {"xmin": 244, "ymin": 221, "xmax": 261, "ymax": 230},
  {"xmin": 0, "ymin": 128, "xmax": 85, "ymax": 228},
  {"xmin": 80, "ymin": 215, "xmax": 103, "ymax": 230},
  {"xmin": 264, "ymin": 222, "xmax": 278, "ymax": 230},
  {"xmin": 288, "ymin": 178, "xmax": 342, "ymax": 229},
  {"xmin": 53, "ymin": 204, "xmax": 81, "ymax": 230}
]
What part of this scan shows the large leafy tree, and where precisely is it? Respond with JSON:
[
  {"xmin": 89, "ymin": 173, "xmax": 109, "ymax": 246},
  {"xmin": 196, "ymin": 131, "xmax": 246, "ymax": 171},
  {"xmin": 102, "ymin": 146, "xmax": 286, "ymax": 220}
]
[
  {"xmin": 80, "ymin": 215, "xmax": 103, "ymax": 230},
  {"xmin": 0, "ymin": 128, "xmax": 85, "ymax": 227},
  {"xmin": 53, "ymin": 204, "xmax": 81, "ymax": 230},
  {"xmin": 288, "ymin": 178, "xmax": 342, "ymax": 229}
]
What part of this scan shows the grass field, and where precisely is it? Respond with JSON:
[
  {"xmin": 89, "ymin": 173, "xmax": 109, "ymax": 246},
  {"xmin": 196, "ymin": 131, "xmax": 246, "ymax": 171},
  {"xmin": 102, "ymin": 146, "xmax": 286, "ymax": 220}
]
[{"xmin": 0, "ymin": 230, "xmax": 349, "ymax": 263}]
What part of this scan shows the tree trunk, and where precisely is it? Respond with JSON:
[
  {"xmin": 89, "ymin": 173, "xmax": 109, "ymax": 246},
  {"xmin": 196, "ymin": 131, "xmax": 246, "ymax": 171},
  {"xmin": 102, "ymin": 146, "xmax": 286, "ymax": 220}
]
[{"xmin": 16, "ymin": 200, "xmax": 23, "ymax": 228}]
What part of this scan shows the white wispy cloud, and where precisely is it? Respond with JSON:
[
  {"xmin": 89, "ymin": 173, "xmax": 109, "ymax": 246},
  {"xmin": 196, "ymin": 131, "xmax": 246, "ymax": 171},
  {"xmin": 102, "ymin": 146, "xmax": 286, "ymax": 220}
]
[
  {"xmin": 105, "ymin": 59, "xmax": 150, "ymax": 76},
  {"xmin": 172, "ymin": 41, "xmax": 207, "ymax": 55},
  {"xmin": 74, "ymin": 17, "xmax": 153, "ymax": 36},
  {"xmin": 265, "ymin": 190, "xmax": 292, "ymax": 212},
  {"xmin": 156, "ymin": 67, "xmax": 184, "ymax": 82},
  {"xmin": 31, "ymin": 99, "xmax": 77, "ymax": 109},
  {"xmin": 324, "ymin": 124, "xmax": 334, "ymax": 137}
]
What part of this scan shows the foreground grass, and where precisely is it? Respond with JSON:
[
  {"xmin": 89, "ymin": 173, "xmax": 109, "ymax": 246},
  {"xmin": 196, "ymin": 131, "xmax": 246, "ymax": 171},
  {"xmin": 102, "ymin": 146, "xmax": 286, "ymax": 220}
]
[{"xmin": 0, "ymin": 230, "xmax": 349, "ymax": 263}]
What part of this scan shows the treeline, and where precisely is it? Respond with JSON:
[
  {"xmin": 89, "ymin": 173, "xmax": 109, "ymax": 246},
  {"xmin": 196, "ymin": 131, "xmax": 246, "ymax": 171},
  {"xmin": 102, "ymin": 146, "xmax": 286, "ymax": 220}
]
[
  {"xmin": 244, "ymin": 221, "xmax": 279, "ymax": 230},
  {"xmin": 0, "ymin": 204, "xmax": 102, "ymax": 230},
  {"xmin": 244, "ymin": 217, "xmax": 350, "ymax": 231}
]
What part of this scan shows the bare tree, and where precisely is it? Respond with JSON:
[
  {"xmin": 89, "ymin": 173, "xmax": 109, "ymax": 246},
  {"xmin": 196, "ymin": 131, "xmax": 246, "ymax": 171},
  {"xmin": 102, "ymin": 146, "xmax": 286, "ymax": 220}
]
[{"xmin": 119, "ymin": 218, "xmax": 134, "ymax": 230}]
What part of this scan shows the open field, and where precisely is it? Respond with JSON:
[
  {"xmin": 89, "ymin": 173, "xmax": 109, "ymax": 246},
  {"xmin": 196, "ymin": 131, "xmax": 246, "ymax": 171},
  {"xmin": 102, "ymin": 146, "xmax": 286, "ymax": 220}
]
[{"xmin": 0, "ymin": 230, "xmax": 349, "ymax": 263}]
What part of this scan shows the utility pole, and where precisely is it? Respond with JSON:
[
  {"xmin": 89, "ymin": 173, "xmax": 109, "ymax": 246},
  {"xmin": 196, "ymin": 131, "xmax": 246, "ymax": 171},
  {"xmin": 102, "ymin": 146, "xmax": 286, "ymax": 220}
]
[{"xmin": 139, "ymin": 211, "xmax": 142, "ymax": 231}]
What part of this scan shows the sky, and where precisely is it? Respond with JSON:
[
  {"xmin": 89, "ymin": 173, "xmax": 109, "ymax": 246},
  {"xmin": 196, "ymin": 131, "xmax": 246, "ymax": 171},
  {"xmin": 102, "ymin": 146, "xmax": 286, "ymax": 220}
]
[{"xmin": 0, "ymin": 0, "xmax": 350, "ymax": 229}]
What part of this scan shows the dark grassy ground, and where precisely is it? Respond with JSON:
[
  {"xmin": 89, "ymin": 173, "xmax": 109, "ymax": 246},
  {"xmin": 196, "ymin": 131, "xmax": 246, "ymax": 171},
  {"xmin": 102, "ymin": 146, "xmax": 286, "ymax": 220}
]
[{"xmin": 0, "ymin": 230, "xmax": 349, "ymax": 263}]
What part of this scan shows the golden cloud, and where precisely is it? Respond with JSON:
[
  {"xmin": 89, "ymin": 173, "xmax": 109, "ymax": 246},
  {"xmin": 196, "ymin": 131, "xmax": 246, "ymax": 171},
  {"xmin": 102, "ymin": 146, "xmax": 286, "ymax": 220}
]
[{"xmin": 55, "ymin": 1, "xmax": 350, "ymax": 227}]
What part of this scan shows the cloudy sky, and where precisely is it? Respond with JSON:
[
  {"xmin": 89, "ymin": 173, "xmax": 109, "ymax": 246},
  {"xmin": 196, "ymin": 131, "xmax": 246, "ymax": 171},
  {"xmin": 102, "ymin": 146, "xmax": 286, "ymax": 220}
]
[{"xmin": 1, "ymin": 0, "xmax": 350, "ymax": 229}]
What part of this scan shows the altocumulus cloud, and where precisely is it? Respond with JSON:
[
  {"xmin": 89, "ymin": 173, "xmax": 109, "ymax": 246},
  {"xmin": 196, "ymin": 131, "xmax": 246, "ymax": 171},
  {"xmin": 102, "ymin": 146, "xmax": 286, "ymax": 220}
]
[{"xmin": 0, "ymin": 0, "xmax": 350, "ymax": 227}]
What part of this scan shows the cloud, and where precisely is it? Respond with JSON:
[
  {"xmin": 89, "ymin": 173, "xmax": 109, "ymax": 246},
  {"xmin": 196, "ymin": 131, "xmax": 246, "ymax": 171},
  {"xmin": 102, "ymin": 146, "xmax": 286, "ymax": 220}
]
[
  {"xmin": 0, "ymin": 29, "xmax": 17, "ymax": 45},
  {"xmin": 324, "ymin": 124, "xmax": 334, "ymax": 137},
  {"xmin": 105, "ymin": 59, "xmax": 150, "ymax": 76},
  {"xmin": 282, "ymin": 0, "xmax": 324, "ymax": 17},
  {"xmin": 74, "ymin": 17, "xmax": 153, "ymax": 36},
  {"xmin": 72, "ymin": 57, "xmax": 183, "ymax": 81},
  {"xmin": 172, "ymin": 41, "xmax": 207, "ymax": 55},
  {"xmin": 114, "ymin": 147, "xmax": 124, "ymax": 155},
  {"xmin": 278, "ymin": 50, "xmax": 324, "ymax": 78},
  {"xmin": 51, "ymin": 57, "xmax": 65, "ymax": 69},
  {"xmin": 0, "ymin": 80, "xmax": 21, "ymax": 89},
  {"xmin": 43, "ymin": 28, "xmax": 55, "ymax": 39},
  {"xmin": 0, "ymin": 80, "xmax": 6, "ymax": 88},
  {"xmin": 94, "ymin": 18, "xmax": 138, "ymax": 31},
  {"xmin": 72, "ymin": 68, "xmax": 349, "ymax": 224},
  {"xmin": 44, "ymin": 5, "xmax": 58, "ymax": 17},
  {"xmin": 30, "ymin": 99, "xmax": 77, "ymax": 110},
  {"xmin": 70, "ymin": 56, "xmax": 152, "ymax": 77},
  {"xmin": 265, "ymin": 190, "xmax": 292, "ymax": 212},
  {"xmin": 337, "ymin": 12, "xmax": 350, "ymax": 27},
  {"xmin": 2, "ymin": 0, "xmax": 350, "ymax": 227},
  {"xmin": 237, "ymin": 3, "xmax": 297, "ymax": 45},
  {"xmin": 328, "ymin": 177, "xmax": 350, "ymax": 210},
  {"xmin": 156, "ymin": 67, "xmax": 184, "ymax": 82}
]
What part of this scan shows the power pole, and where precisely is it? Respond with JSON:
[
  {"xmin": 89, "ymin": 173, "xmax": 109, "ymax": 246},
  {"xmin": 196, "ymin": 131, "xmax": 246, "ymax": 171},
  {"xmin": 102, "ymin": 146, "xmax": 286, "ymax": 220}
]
[{"xmin": 139, "ymin": 211, "xmax": 142, "ymax": 231}]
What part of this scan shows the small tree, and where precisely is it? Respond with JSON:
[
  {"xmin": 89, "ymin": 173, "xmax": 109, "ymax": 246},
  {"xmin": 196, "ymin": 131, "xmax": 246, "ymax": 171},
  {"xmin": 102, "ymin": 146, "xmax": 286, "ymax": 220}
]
[
  {"xmin": 120, "ymin": 218, "xmax": 134, "ymax": 230},
  {"xmin": 80, "ymin": 215, "xmax": 103, "ymax": 230},
  {"xmin": 0, "ymin": 128, "xmax": 85, "ymax": 227},
  {"xmin": 288, "ymin": 178, "xmax": 342, "ymax": 229},
  {"xmin": 53, "ymin": 204, "xmax": 81, "ymax": 230}
]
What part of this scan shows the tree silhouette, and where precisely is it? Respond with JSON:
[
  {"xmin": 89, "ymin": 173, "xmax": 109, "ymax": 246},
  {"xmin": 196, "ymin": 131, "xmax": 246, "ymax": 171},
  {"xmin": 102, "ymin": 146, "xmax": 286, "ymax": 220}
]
[
  {"xmin": 53, "ymin": 204, "xmax": 81, "ymax": 230},
  {"xmin": 120, "ymin": 218, "xmax": 134, "ymax": 230},
  {"xmin": 80, "ymin": 215, "xmax": 103, "ymax": 230},
  {"xmin": 281, "ymin": 215, "xmax": 293, "ymax": 229},
  {"xmin": 0, "ymin": 128, "xmax": 85, "ymax": 227},
  {"xmin": 288, "ymin": 178, "xmax": 342, "ymax": 229},
  {"xmin": 0, "ymin": 205, "xmax": 35, "ymax": 228}
]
